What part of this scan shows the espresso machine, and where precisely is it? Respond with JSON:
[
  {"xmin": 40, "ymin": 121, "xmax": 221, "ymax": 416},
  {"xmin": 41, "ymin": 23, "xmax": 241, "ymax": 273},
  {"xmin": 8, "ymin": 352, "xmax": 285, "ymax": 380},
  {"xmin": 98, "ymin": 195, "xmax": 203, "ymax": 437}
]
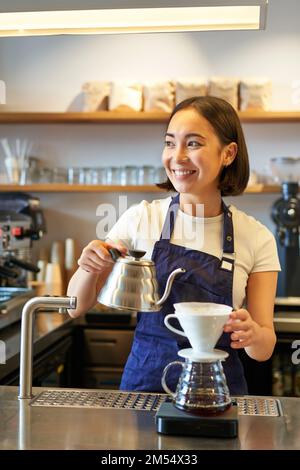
[
  {"xmin": 0, "ymin": 193, "xmax": 46, "ymax": 328},
  {"xmin": 270, "ymin": 158, "xmax": 300, "ymax": 300}
]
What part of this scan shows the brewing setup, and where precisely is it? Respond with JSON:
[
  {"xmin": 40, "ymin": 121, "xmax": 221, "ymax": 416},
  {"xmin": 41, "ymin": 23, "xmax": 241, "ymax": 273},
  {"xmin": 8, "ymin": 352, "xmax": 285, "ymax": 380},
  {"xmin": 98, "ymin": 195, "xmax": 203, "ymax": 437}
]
[
  {"xmin": 157, "ymin": 302, "xmax": 238, "ymax": 437},
  {"xmin": 98, "ymin": 251, "xmax": 238, "ymax": 437},
  {"xmin": 17, "ymin": 295, "xmax": 282, "ymax": 442},
  {"xmin": 14, "ymin": 248, "xmax": 284, "ymax": 447}
]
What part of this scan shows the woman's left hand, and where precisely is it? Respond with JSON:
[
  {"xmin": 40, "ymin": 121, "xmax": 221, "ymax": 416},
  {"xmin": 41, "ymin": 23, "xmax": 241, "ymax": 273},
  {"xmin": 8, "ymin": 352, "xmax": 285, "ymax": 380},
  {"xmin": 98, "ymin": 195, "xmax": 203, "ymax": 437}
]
[{"xmin": 223, "ymin": 309, "xmax": 260, "ymax": 349}]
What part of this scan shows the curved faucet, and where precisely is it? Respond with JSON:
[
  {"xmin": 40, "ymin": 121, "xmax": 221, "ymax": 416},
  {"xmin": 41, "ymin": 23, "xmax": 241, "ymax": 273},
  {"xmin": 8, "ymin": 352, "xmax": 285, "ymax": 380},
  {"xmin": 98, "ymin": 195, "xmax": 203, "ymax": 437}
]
[{"xmin": 18, "ymin": 296, "xmax": 77, "ymax": 400}]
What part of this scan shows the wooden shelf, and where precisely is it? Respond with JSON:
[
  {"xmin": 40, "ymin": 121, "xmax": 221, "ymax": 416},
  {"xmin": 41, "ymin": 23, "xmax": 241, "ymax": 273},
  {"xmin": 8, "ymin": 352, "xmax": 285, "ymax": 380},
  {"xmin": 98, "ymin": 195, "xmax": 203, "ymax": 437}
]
[
  {"xmin": 0, "ymin": 111, "xmax": 168, "ymax": 124},
  {"xmin": 0, "ymin": 184, "xmax": 164, "ymax": 192},
  {"xmin": 0, "ymin": 183, "xmax": 281, "ymax": 193},
  {"xmin": 0, "ymin": 110, "xmax": 300, "ymax": 124},
  {"xmin": 244, "ymin": 184, "xmax": 281, "ymax": 193},
  {"xmin": 238, "ymin": 111, "xmax": 300, "ymax": 123}
]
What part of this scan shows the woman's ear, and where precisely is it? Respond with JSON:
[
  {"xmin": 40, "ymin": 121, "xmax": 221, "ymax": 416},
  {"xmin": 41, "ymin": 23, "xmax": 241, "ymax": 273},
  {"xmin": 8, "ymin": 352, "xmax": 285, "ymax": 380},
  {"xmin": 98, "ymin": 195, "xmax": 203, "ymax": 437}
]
[{"xmin": 223, "ymin": 142, "xmax": 238, "ymax": 167}]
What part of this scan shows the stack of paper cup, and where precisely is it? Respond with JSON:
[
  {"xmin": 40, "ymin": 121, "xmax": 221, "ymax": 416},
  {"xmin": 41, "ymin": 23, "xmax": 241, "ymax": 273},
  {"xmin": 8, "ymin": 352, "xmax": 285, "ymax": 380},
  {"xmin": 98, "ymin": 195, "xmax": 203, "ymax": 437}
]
[
  {"xmin": 29, "ymin": 248, "xmax": 48, "ymax": 295},
  {"xmin": 51, "ymin": 241, "xmax": 66, "ymax": 292},
  {"xmin": 36, "ymin": 259, "xmax": 47, "ymax": 282},
  {"xmin": 44, "ymin": 262, "xmax": 63, "ymax": 295},
  {"xmin": 65, "ymin": 238, "xmax": 79, "ymax": 284}
]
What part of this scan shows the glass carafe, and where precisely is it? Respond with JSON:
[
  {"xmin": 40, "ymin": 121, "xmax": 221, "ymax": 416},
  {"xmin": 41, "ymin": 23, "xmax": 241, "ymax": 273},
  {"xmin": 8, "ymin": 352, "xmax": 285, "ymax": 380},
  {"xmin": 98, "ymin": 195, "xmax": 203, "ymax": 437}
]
[{"xmin": 162, "ymin": 358, "xmax": 231, "ymax": 416}]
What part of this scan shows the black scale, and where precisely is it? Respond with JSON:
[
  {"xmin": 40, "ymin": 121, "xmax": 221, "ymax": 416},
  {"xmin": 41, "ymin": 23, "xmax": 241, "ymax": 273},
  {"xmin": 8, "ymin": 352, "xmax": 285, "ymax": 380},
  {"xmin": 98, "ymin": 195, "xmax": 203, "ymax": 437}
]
[{"xmin": 156, "ymin": 401, "xmax": 238, "ymax": 438}]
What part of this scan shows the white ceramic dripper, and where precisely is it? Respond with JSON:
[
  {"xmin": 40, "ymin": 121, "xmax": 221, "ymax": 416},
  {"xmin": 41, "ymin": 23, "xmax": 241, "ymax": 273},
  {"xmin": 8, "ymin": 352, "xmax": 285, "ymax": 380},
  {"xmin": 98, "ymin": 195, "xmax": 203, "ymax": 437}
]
[{"xmin": 164, "ymin": 302, "xmax": 232, "ymax": 354}]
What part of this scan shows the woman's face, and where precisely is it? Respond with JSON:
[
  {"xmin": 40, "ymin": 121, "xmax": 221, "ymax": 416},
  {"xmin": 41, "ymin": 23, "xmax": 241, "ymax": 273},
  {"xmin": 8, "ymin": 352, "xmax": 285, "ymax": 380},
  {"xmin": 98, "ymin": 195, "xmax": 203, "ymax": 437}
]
[{"xmin": 162, "ymin": 108, "xmax": 232, "ymax": 196}]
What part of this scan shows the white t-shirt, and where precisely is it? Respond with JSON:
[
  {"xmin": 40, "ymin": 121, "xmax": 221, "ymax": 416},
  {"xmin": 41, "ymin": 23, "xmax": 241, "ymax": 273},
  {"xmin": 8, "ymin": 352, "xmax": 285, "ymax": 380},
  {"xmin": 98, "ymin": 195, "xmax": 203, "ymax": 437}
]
[{"xmin": 106, "ymin": 196, "xmax": 281, "ymax": 310}]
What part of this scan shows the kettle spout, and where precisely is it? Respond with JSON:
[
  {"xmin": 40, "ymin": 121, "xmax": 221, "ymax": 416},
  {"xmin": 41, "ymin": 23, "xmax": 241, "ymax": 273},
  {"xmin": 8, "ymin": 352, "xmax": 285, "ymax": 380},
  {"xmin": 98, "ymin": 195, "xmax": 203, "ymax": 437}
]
[{"xmin": 156, "ymin": 268, "xmax": 186, "ymax": 307}]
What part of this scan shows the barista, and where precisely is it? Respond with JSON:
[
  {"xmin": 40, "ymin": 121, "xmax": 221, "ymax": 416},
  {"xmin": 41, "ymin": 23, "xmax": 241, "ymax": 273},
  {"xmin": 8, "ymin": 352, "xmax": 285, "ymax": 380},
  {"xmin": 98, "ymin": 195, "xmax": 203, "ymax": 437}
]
[{"xmin": 67, "ymin": 96, "xmax": 280, "ymax": 395}]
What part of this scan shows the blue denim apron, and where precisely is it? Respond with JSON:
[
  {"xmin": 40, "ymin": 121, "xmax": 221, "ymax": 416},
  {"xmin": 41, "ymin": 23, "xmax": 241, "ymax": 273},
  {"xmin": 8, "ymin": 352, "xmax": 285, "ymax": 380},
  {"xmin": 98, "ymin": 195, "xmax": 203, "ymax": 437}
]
[{"xmin": 120, "ymin": 194, "xmax": 248, "ymax": 395}]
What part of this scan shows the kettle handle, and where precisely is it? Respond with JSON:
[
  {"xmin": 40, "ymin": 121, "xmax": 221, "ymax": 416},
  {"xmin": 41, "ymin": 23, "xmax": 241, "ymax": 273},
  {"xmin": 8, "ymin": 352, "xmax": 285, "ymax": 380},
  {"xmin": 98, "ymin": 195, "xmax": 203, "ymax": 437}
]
[
  {"xmin": 108, "ymin": 248, "xmax": 122, "ymax": 262},
  {"xmin": 164, "ymin": 314, "xmax": 187, "ymax": 337},
  {"xmin": 161, "ymin": 361, "xmax": 184, "ymax": 397}
]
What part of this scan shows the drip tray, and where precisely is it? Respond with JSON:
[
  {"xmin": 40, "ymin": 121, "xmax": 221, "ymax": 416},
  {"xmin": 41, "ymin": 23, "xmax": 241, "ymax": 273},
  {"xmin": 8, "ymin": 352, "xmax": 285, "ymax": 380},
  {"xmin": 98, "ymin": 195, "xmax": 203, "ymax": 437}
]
[
  {"xmin": 30, "ymin": 390, "xmax": 167, "ymax": 412},
  {"xmin": 30, "ymin": 390, "xmax": 282, "ymax": 417}
]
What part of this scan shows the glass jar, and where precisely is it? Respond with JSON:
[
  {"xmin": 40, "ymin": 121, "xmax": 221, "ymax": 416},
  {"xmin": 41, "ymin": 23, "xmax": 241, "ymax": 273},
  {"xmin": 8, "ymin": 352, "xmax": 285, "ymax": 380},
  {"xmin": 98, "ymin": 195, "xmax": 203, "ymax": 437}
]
[
  {"xmin": 53, "ymin": 167, "xmax": 67, "ymax": 183},
  {"xmin": 155, "ymin": 166, "xmax": 167, "ymax": 184},
  {"xmin": 119, "ymin": 166, "xmax": 138, "ymax": 185},
  {"xmin": 105, "ymin": 166, "xmax": 122, "ymax": 185},
  {"xmin": 93, "ymin": 167, "xmax": 106, "ymax": 184},
  {"xmin": 38, "ymin": 167, "xmax": 53, "ymax": 183},
  {"xmin": 83, "ymin": 167, "xmax": 94, "ymax": 185},
  {"xmin": 138, "ymin": 165, "xmax": 155, "ymax": 185},
  {"xmin": 24, "ymin": 157, "xmax": 40, "ymax": 184},
  {"xmin": 77, "ymin": 167, "xmax": 85, "ymax": 184},
  {"xmin": 269, "ymin": 157, "xmax": 300, "ymax": 184},
  {"xmin": 67, "ymin": 167, "xmax": 81, "ymax": 184}
]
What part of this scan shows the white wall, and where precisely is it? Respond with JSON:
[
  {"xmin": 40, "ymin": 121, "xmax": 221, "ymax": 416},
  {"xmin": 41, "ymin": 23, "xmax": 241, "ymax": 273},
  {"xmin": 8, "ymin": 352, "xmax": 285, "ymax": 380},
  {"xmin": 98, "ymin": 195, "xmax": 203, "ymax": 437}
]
[{"xmin": 0, "ymin": 0, "xmax": 300, "ymax": 257}]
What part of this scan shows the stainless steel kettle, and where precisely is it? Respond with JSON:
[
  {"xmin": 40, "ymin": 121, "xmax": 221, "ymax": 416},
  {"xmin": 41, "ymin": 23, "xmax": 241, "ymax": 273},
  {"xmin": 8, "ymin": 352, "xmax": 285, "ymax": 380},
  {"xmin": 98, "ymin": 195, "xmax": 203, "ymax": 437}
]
[{"xmin": 97, "ymin": 249, "xmax": 185, "ymax": 312}]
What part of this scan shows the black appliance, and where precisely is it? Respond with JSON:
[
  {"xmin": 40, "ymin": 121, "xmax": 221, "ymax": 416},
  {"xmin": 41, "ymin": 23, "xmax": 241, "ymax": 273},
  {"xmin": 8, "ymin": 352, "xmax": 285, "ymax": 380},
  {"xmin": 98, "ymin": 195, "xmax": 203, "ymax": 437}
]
[
  {"xmin": 0, "ymin": 192, "xmax": 46, "ymax": 288},
  {"xmin": 156, "ymin": 401, "xmax": 238, "ymax": 438},
  {"xmin": 272, "ymin": 182, "xmax": 300, "ymax": 297}
]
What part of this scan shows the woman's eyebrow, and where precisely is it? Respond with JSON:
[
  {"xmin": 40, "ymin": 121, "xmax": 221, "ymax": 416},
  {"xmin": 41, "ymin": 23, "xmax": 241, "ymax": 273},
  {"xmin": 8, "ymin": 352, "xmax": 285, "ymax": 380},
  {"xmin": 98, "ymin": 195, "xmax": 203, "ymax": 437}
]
[
  {"xmin": 165, "ymin": 132, "xmax": 206, "ymax": 140},
  {"xmin": 165, "ymin": 133, "xmax": 175, "ymax": 138},
  {"xmin": 186, "ymin": 133, "xmax": 206, "ymax": 140}
]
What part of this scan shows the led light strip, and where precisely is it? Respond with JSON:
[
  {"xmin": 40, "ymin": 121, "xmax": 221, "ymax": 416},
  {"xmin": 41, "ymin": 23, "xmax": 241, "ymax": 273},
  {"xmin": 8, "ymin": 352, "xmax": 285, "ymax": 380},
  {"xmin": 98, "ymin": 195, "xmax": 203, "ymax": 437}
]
[{"xmin": 0, "ymin": 5, "xmax": 263, "ymax": 36}]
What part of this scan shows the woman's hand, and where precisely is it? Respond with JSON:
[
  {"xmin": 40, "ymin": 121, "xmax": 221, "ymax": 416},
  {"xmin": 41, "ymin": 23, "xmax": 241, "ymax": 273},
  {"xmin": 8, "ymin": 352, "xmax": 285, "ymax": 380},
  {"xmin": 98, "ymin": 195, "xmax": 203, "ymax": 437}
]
[
  {"xmin": 77, "ymin": 240, "xmax": 127, "ymax": 274},
  {"xmin": 223, "ymin": 309, "xmax": 261, "ymax": 349}
]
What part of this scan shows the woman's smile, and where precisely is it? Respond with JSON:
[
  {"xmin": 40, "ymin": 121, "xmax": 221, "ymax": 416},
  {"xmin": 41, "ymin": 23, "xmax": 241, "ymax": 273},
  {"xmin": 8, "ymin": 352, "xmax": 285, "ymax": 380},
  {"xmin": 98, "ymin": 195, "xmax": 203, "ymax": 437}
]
[{"xmin": 171, "ymin": 168, "xmax": 197, "ymax": 181}]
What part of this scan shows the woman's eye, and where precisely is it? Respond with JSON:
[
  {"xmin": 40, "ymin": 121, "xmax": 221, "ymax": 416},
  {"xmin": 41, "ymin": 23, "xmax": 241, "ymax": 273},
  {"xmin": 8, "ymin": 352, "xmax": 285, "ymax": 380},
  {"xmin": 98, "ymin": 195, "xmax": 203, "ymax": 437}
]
[
  {"xmin": 164, "ymin": 140, "xmax": 175, "ymax": 148},
  {"xmin": 187, "ymin": 141, "xmax": 201, "ymax": 148}
]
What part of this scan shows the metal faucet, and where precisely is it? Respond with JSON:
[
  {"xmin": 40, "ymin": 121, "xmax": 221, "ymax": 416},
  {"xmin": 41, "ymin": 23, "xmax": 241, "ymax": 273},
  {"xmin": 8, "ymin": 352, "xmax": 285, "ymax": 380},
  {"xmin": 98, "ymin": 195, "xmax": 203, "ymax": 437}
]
[{"xmin": 18, "ymin": 296, "xmax": 77, "ymax": 400}]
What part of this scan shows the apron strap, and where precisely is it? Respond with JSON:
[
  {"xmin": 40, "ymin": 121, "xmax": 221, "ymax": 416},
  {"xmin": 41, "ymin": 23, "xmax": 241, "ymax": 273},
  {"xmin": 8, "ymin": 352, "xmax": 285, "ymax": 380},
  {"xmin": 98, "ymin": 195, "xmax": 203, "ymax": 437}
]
[
  {"xmin": 160, "ymin": 193, "xmax": 180, "ymax": 241},
  {"xmin": 220, "ymin": 202, "xmax": 235, "ymax": 272}
]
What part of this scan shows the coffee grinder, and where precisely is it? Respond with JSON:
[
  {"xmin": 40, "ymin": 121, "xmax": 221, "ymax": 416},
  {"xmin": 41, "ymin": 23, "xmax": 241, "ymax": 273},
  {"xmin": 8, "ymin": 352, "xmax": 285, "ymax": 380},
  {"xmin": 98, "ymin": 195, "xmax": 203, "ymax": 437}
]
[
  {"xmin": 270, "ymin": 157, "xmax": 300, "ymax": 298},
  {"xmin": 156, "ymin": 302, "xmax": 238, "ymax": 438}
]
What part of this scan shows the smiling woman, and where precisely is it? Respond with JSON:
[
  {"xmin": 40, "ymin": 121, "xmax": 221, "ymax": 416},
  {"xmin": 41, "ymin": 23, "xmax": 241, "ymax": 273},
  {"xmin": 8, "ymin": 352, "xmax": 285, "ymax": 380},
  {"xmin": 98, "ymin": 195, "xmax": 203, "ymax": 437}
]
[{"xmin": 67, "ymin": 95, "xmax": 280, "ymax": 396}]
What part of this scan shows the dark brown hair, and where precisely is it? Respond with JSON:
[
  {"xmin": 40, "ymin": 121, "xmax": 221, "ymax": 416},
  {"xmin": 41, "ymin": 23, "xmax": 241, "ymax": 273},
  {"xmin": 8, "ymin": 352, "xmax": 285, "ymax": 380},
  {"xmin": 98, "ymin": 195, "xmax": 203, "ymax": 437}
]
[{"xmin": 157, "ymin": 96, "xmax": 249, "ymax": 196}]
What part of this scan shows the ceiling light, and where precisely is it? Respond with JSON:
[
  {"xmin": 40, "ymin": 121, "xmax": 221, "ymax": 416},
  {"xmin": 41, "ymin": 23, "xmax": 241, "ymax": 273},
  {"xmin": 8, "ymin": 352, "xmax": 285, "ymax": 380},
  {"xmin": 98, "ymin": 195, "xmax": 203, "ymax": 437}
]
[{"xmin": 0, "ymin": 1, "xmax": 268, "ymax": 37}]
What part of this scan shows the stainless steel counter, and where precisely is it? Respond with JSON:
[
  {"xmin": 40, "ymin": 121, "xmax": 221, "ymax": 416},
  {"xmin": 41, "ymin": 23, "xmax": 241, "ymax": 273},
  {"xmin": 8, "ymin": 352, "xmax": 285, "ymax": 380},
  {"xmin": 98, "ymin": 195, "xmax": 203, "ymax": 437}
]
[{"xmin": 0, "ymin": 386, "xmax": 300, "ymax": 450}]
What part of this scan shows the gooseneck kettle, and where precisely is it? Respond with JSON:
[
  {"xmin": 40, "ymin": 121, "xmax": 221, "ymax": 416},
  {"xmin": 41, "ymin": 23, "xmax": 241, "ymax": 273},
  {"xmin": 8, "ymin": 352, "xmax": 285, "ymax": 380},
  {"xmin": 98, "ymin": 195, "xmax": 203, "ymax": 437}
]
[{"xmin": 97, "ymin": 248, "xmax": 185, "ymax": 312}]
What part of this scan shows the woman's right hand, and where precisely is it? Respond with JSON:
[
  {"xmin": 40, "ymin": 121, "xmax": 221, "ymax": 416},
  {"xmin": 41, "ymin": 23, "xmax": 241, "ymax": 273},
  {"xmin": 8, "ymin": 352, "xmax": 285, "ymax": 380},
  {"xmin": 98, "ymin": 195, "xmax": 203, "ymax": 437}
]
[{"xmin": 77, "ymin": 240, "xmax": 127, "ymax": 274}]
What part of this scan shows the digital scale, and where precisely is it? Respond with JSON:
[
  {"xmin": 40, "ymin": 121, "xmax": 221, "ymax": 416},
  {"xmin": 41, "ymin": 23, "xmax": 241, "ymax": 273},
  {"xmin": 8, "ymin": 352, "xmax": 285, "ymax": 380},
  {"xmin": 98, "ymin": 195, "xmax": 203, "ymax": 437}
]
[{"xmin": 156, "ymin": 401, "xmax": 238, "ymax": 438}]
